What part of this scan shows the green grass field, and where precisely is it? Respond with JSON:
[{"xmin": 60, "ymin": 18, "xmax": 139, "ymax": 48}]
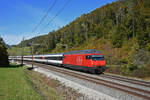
[
  {"xmin": 0, "ymin": 64, "xmax": 67, "ymax": 100},
  {"xmin": 0, "ymin": 64, "xmax": 43, "ymax": 100}
]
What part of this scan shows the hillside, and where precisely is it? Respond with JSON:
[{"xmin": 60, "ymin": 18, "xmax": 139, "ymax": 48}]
[{"xmin": 9, "ymin": 0, "xmax": 150, "ymax": 77}]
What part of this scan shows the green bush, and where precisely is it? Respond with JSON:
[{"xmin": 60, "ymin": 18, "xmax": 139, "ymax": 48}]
[{"xmin": 127, "ymin": 64, "xmax": 138, "ymax": 72}]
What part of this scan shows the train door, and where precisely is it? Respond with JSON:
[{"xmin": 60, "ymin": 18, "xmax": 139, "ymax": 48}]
[{"xmin": 76, "ymin": 56, "xmax": 83, "ymax": 65}]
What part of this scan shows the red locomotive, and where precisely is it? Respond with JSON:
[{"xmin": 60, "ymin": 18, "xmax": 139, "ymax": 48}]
[{"xmin": 63, "ymin": 49, "xmax": 107, "ymax": 73}]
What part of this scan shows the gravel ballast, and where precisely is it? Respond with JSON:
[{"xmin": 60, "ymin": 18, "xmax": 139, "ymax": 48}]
[{"xmin": 34, "ymin": 67, "xmax": 117, "ymax": 100}]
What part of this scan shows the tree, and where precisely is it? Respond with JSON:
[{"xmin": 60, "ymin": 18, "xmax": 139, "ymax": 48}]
[
  {"xmin": 0, "ymin": 37, "xmax": 9, "ymax": 67},
  {"xmin": 111, "ymin": 27, "xmax": 123, "ymax": 48}
]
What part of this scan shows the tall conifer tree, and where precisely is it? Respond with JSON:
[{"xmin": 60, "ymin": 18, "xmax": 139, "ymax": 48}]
[{"xmin": 0, "ymin": 37, "xmax": 9, "ymax": 67}]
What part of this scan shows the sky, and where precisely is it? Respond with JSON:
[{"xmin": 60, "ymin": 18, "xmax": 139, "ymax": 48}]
[{"xmin": 0, "ymin": 0, "xmax": 116, "ymax": 45}]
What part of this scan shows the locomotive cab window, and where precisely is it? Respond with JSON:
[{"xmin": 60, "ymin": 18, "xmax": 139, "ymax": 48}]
[
  {"xmin": 92, "ymin": 55, "xmax": 104, "ymax": 61},
  {"xmin": 86, "ymin": 55, "xmax": 91, "ymax": 59}
]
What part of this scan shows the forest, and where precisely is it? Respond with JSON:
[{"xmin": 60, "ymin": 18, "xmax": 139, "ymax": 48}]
[{"xmin": 10, "ymin": 0, "xmax": 150, "ymax": 77}]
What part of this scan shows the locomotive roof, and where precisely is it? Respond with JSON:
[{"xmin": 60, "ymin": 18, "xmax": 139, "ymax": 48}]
[{"xmin": 64, "ymin": 49, "xmax": 101, "ymax": 55}]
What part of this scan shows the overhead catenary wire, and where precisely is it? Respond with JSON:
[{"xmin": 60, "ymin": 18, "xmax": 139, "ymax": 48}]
[
  {"xmin": 42, "ymin": 0, "xmax": 71, "ymax": 32},
  {"xmin": 29, "ymin": 0, "xmax": 58, "ymax": 55},
  {"xmin": 31, "ymin": 0, "xmax": 58, "ymax": 33},
  {"xmin": 33, "ymin": 0, "xmax": 71, "ymax": 55}
]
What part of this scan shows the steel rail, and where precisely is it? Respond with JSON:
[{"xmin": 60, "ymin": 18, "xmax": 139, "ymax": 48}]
[{"xmin": 101, "ymin": 74, "xmax": 150, "ymax": 87}]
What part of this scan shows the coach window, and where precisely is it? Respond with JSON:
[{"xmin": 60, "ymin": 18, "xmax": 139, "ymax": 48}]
[{"xmin": 46, "ymin": 57, "xmax": 62, "ymax": 60}]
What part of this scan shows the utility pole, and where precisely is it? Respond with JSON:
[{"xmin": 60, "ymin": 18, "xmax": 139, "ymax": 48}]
[
  {"xmin": 42, "ymin": 47, "xmax": 44, "ymax": 55},
  {"xmin": 21, "ymin": 37, "xmax": 24, "ymax": 66},
  {"xmin": 30, "ymin": 43, "xmax": 43, "ymax": 69},
  {"xmin": 31, "ymin": 44, "xmax": 34, "ymax": 69}
]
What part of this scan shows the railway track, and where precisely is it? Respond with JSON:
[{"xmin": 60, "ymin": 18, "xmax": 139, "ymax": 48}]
[
  {"xmin": 101, "ymin": 74, "xmax": 150, "ymax": 88},
  {"xmin": 19, "ymin": 61, "xmax": 150, "ymax": 100}
]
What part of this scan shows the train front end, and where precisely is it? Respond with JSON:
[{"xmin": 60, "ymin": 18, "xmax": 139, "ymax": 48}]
[
  {"xmin": 90, "ymin": 54, "xmax": 107, "ymax": 73},
  {"xmin": 86, "ymin": 54, "xmax": 106, "ymax": 73}
]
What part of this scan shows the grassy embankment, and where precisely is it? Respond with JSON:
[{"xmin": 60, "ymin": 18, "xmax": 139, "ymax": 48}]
[
  {"xmin": 0, "ymin": 64, "xmax": 43, "ymax": 100},
  {"xmin": 0, "ymin": 64, "xmax": 82, "ymax": 100}
]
